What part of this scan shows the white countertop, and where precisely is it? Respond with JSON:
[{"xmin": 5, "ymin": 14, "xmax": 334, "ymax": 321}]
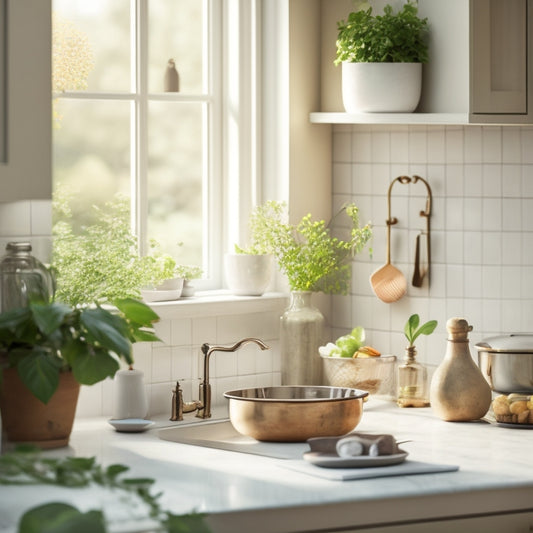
[{"xmin": 1, "ymin": 399, "xmax": 533, "ymax": 533}]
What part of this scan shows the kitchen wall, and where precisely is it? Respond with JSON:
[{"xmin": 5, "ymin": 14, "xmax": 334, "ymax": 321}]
[
  {"xmin": 330, "ymin": 124, "xmax": 533, "ymax": 368},
  {"xmin": 76, "ymin": 296, "xmax": 285, "ymax": 418},
  {"xmin": 0, "ymin": 201, "xmax": 52, "ymax": 261}
]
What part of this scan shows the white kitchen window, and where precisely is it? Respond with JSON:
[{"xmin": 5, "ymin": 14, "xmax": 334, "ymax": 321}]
[{"xmin": 52, "ymin": 0, "xmax": 261, "ymax": 290}]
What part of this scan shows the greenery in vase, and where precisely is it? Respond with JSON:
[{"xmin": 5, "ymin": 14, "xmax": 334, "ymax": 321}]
[
  {"xmin": 0, "ymin": 446, "xmax": 211, "ymax": 533},
  {"xmin": 0, "ymin": 298, "xmax": 160, "ymax": 404},
  {"xmin": 334, "ymin": 1, "xmax": 429, "ymax": 65},
  {"xmin": 52, "ymin": 186, "xmax": 202, "ymax": 305},
  {"xmin": 404, "ymin": 314, "xmax": 438, "ymax": 347},
  {"xmin": 245, "ymin": 201, "xmax": 372, "ymax": 294}
]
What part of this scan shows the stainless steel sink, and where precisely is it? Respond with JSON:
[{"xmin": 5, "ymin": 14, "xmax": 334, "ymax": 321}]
[{"xmin": 158, "ymin": 419, "xmax": 309, "ymax": 459}]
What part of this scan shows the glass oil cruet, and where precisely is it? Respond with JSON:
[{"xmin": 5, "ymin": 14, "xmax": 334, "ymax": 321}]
[{"xmin": 397, "ymin": 314, "xmax": 437, "ymax": 408}]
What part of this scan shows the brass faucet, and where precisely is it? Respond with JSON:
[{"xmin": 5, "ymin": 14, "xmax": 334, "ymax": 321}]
[{"xmin": 170, "ymin": 337, "xmax": 269, "ymax": 421}]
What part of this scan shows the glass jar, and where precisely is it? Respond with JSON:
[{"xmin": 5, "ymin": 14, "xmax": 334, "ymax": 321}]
[
  {"xmin": 397, "ymin": 345, "xmax": 430, "ymax": 407},
  {"xmin": 0, "ymin": 242, "xmax": 54, "ymax": 312}
]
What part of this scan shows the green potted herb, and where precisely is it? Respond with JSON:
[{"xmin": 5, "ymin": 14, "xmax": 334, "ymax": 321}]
[
  {"xmin": 335, "ymin": 1, "xmax": 429, "ymax": 113},
  {"xmin": 52, "ymin": 188, "xmax": 201, "ymax": 304},
  {"xmin": 0, "ymin": 298, "xmax": 160, "ymax": 448},
  {"xmin": 248, "ymin": 200, "xmax": 372, "ymax": 386},
  {"xmin": 224, "ymin": 202, "xmax": 280, "ymax": 297},
  {"xmin": 251, "ymin": 200, "xmax": 372, "ymax": 294}
]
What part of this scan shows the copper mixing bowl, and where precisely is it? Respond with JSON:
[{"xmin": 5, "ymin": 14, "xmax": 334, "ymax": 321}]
[{"xmin": 223, "ymin": 385, "xmax": 368, "ymax": 442}]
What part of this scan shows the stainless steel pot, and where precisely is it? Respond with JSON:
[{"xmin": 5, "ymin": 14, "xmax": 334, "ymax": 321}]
[
  {"xmin": 224, "ymin": 386, "xmax": 368, "ymax": 442},
  {"xmin": 475, "ymin": 334, "xmax": 533, "ymax": 393}
]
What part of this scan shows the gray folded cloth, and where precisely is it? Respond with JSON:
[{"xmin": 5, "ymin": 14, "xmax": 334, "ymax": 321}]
[{"xmin": 307, "ymin": 432, "xmax": 399, "ymax": 457}]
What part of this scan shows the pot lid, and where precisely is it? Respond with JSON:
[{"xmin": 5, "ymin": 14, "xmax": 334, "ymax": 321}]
[{"xmin": 475, "ymin": 333, "xmax": 533, "ymax": 353}]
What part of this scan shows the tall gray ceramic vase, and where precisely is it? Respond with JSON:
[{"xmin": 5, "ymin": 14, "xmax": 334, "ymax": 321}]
[{"xmin": 280, "ymin": 291, "xmax": 324, "ymax": 385}]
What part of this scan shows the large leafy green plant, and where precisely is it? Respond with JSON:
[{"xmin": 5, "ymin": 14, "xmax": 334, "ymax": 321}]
[
  {"xmin": 335, "ymin": 1, "xmax": 429, "ymax": 65},
  {"xmin": 246, "ymin": 201, "xmax": 372, "ymax": 294},
  {"xmin": 0, "ymin": 298, "xmax": 160, "ymax": 404}
]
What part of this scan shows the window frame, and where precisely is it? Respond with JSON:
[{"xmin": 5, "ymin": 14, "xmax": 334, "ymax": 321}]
[{"xmin": 53, "ymin": 0, "xmax": 262, "ymax": 290}]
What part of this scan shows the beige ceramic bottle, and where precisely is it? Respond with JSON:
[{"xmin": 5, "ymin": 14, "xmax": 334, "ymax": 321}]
[{"xmin": 430, "ymin": 317, "xmax": 492, "ymax": 421}]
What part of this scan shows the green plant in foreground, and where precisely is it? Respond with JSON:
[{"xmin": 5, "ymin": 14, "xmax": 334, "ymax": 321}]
[
  {"xmin": 0, "ymin": 299, "xmax": 160, "ymax": 403},
  {"xmin": 335, "ymin": 1, "xmax": 429, "ymax": 65},
  {"xmin": 404, "ymin": 314, "xmax": 438, "ymax": 347},
  {"xmin": 0, "ymin": 446, "xmax": 211, "ymax": 533},
  {"xmin": 245, "ymin": 201, "xmax": 372, "ymax": 294}
]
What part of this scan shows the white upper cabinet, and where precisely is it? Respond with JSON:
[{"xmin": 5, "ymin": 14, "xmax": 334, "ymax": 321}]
[
  {"xmin": 470, "ymin": 0, "xmax": 531, "ymax": 122},
  {"xmin": 0, "ymin": 0, "xmax": 51, "ymax": 201},
  {"xmin": 312, "ymin": 0, "xmax": 533, "ymax": 125}
]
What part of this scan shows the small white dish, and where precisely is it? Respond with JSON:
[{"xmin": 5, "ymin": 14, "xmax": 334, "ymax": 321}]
[
  {"xmin": 303, "ymin": 450, "xmax": 408, "ymax": 469},
  {"xmin": 108, "ymin": 418, "xmax": 155, "ymax": 432},
  {"xmin": 140, "ymin": 288, "xmax": 181, "ymax": 302}
]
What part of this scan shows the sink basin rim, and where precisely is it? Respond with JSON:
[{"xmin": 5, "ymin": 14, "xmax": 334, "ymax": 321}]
[{"xmin": 224, "ymin": 385, "xmax": 369, "ymax": 403}]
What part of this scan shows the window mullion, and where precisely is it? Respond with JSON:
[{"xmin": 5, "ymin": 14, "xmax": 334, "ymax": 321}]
[{"xmin": 134, "ymin": 0, "xmax": 149, "ymax": 255}]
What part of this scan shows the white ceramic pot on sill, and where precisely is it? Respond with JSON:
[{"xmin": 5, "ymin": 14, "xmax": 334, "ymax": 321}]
[
  {"xmin": 224, "ymin": 253, "xmax": 274, "ymax": 296},
  {"xmin": 341, "ymin": 62, "xmax": 422, "ymax": 113}
]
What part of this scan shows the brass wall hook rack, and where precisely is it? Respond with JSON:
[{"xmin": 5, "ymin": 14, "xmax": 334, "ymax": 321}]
[
  {"xmin": 385, "ymin": 175, "xmax": 432, "ymax": 289},
  {"xmin": 411, "ymin": 175, "xmax": 432, "ymax": 288}
]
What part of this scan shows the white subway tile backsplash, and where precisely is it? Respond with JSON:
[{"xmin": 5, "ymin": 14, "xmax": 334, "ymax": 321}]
[
  {"xmin": 482, "ymin": 127, "xmax": 502, "ymax": 164},
  {"xmin": 482, "ymin": 232, "xmax": 502, "ymax": 265},
  {"xmin": 170, "ymin": 318, "xmax": 193, "ymax": 346},
  {"xmin": 427, "ymin": 128, "xmax": 446, "ymax": 164},
  {"xmin": 482, "ymin": 198, "xmax": 501, "ymax": 231},
  {"xmin": 0, "ymin": 201, "xmax": 31, "ymax": 235},
  {"xmin": 445, "ymin": 127, "xmax": 464, "ymax": 164},
  {"xmin": 333, "ymin": 131, "xmax": 352, "ymax": 162},
  {"xmin": 521, "ymin": 199, "xmax": 533, "ymax": 230},
  {"xmin": 463, "ymin": 164, "xmax": 482, "ymax": 197},
  {"xmin": 502, "ymin": 199, "xmax": 522, "ymax": 231},
  {"xmin": 445, "ymin": 197, "xmax": 464, "ymax": 230},
  {"xmin": 371, "ymin": 131, "xmax": 390, "ymax": 163},
  {"xmin": 522, "ymin": 165, "xmax": 533, "ymax": 197},
  {"xmin": 464, "ymin": 126, "xmax": 483, "ymax": 163},
  {"xmin": 502, "ymin": 129, "xmax": 521, "ymax": 163},
  {"xmin": 390, "ymin": 130, "xmax": 409, "ymax": 163},
  {"xmin": 502, "ymin": 164, "xmax": 522, "ymax": 197},
  {"xmin": 152, "ymin": 345, "xmax": 172, "ymax": 383},
  {"xmin": 353, "ymin": 163, "xmax": 372, "ymax": 195},
  {"xmin": 352, "ymin": 130, "xmax": 372, "ymax": 162},
  {"xmin": 482, "ymin": 164, "xmax": 502, "ymax": 197},
  {"xmin": 445, "ymin": 164, "xmax": 464, "ymax": 197},
  {"xmin": 371, "ymin": 163, "xmax": 393, "ymax": 196},
  {"xmin": 332, "ymin": 124, "xmax": 533, "ymax": 358},
  {"xmin": 333, "ymin": 163, "xmax": 352, "ymax": 194},
  {"xmin": 520, "ymin": 128, "xmax": 533, "ymax": 164},
  {"xmin": 463, "ymin": 198, "xmax": 482, "ymax": 231}
]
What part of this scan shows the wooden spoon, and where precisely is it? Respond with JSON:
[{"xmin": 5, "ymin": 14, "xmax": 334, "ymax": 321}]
[{"xmin": 370, "ymin": 219, "xmax": 406, "ymax": 303}]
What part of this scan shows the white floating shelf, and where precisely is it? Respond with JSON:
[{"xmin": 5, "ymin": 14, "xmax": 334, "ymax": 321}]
[{"xmin": 310, "ymin": 112, "xmax": 470, "ymax": 125}]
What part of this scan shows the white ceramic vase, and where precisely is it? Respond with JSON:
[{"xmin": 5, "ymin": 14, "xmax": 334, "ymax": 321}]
[
  {"xmin": 280, "ymin": 291, "xmax": 325, "ymax": 386},
  {"xmin": 341, "ymin": 62, "xmax": 422, "ymax": 113},
  {"xmin": 224, "ymin": 253, "xmax": 274, "ymax": 296}
]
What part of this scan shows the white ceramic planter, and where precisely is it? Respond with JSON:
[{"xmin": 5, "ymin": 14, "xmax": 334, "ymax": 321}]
[
  {"xmin": 341, "ymin": 62, "xmax": 422, "ymax": 113},
  {"xmin": 224, "ymin": 254, "xmax": 274, "ymax": 296}
]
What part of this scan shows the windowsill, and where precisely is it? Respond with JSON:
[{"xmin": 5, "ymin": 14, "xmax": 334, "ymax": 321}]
[{"xmin": 145, "ymin": 290, "xmax": 288, "ymax": 319}]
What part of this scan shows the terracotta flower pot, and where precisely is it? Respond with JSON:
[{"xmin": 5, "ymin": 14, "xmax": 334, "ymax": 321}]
[{"xmin": 0, "ymin": 368, "xmax": 80, "ymax": 449}]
